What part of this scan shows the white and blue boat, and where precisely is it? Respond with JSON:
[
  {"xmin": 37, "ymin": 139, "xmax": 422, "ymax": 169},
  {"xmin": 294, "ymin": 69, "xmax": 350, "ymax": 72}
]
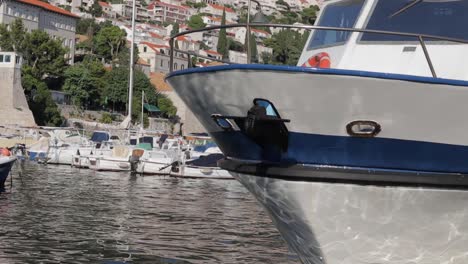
[{"xmin": 166, "ymin": 0, "xmax": 468, "ymax": 263}]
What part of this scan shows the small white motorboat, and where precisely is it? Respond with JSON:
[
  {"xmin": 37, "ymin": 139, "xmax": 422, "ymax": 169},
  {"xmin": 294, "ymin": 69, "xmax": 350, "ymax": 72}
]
[
  {"xmin": 170, "ymin": 153, "xmax": 233, "ymax": 179},
  {"xmin": 136, "ymin": 150, "xmax": 173, "ymax": 175},
  {"xmin": 88, "ymin": 146, "xmax": 145, "ymax": 172}
]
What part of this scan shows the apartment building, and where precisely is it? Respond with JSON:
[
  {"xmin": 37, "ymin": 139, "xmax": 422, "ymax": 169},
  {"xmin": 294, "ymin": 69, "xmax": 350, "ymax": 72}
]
[
  {"xmin": 147, "ymin": 1, "xmax": 190, "ymax": 24},
  {"xmin": 0, "ymin": 0, "xmax": 79, "ymax": 63},
  {"xmin": 138, "ymin": 42, "xmax": 188, "ymax": 73},
  {"xmin": 200, "ymin": 3, "xmax": 237, "ymax": 22},
  {"xmin": 112, "ymin": 0, "xmax": 149, "ymax": 21}
]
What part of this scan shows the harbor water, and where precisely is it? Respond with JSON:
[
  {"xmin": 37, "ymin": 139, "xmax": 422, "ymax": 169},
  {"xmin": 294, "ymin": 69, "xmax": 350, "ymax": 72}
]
[{"xmin": 0, "ymin": 162, "xmax": 298, "ymax": 263}]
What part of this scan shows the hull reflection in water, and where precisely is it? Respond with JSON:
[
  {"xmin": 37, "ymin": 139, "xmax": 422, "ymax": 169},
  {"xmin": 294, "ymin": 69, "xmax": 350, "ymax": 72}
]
[{"xmin": 234, "ymin": 172, "xmax": 468, "ymax": 264}]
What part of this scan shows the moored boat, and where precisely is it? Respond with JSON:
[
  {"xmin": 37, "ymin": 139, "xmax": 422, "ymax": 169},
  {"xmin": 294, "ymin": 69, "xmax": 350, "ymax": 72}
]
[
  {"xmin": 136, "ymin": 150, "xmax": 173, "ymax": 175},
  {"xmin": 0, "ymin": 155, "xmax": 16, "ymax": 192},
  {"xmin": 170, "ymin": 153, "xmax": 233, "ymax": 180},
  {"xmin": 165, "ymin": 0, "xmax": 468, "ymax": 262}
]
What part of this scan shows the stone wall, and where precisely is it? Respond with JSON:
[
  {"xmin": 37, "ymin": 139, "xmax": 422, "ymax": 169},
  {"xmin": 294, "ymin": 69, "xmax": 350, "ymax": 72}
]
[{"xmin": 0, "ymin": 52, "xmax": 36, "ymax": 127}]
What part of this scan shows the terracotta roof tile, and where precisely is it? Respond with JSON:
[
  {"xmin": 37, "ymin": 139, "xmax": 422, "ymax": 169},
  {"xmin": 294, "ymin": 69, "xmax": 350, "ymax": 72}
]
[
  {"xmin": 150, "ymin": 72, "xmax": 172, "ymax": 92},
  {"xmin": 18, "ymin": 0, "xmax": 79, "ymax": 18},
  {"xmin": 149, "ymin": 32, "xmax": 164, "ymax": 39},
  {"xmin": 208, "ymin": 3, "xmax": 234, "ymax": 13},
  {"xmin": 98, "ymin": 1, "xmax": 110, "ymax": 7}
]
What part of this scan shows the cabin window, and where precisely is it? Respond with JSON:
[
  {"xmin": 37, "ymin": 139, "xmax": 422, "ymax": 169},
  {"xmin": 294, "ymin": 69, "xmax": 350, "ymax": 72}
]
[
  {"xmin": 254, "ymin": 99, "xmax": 280, "ymax": 117},
  {"xmin": 308, "ymin": 0, "xmax": 365, "ymax": 49},
  {"xmin": 362, "ymin": 0, "xmax": 468, "ymax": 41}
]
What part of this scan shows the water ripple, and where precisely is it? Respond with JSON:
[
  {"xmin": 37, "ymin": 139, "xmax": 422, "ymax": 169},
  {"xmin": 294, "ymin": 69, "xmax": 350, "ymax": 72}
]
[{"xmin": 0, "ymin": 162, "xmax": 298, "ymax": 263}]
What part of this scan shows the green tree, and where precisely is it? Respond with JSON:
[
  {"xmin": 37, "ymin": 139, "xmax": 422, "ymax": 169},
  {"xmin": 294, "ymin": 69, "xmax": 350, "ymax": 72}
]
[
  {"xmin": 21, "ymin": 30, "xmax": 68, "ymax": 79},
  {"xmin": 228, "ymin": 38, "xmax": 244, "ymax": 52},
  {"xmin": 249, "ymin": 33, "xmax": 258, "ymax": 63},
  {"xmin": 62, "ymin": 58, "xmax": 106, "ymax": 108},
  {"xmin": 0, "ymin": 18, "xmax": 26, "ymax": 52},
  {"xmin": 76, "ymin": 18, "xmax": 101, "ymax": 35},
  {"xmin": 187, "ymin": 15, "xmax": 206, "ymax": 29},
  {"xmin": 157, "ymin": 96, "xmax": 177, "ymax": 117},
  {"xmin": 300, "ymin": 6, "xmax": 319, "ymax": 24},
  {"xmin": 264, "ymin": 29, "xmax": 308, "ymax": 65},
  {"xmin": 103, "ymin": 67, "xmax": 128, "ymax": 111},
  {"xmin": 260, "ymin": 51, "xmax": 272, "ymax": 64},
  {"xmin": 22, "ymin": 74, "xmax": 63, "ymax": 126},
  {"xmin": 89, "ymin": 2, "xmax": 103, "ymax": 17},
  {"xmin": 216, "ymin": 9, "xmax": 228, "ymax": 59},
  {"xmin": 93, "ymin": 25, "xmax": 126, "ymax": 61},
  {"xmin": 171, "ymin": 22, "xmax": 179, "ymax": 36},
  {"xmin": 102, "ymin": 67, "xmax": 167, "ymax": 120}
]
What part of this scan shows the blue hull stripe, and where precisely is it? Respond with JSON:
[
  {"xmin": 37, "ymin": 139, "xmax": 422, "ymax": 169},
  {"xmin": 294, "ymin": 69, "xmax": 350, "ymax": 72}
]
[
  {"xmin": 211, "ymin": 131, "xmax": 468, "ymax": 174},
  {"xmin": 166, "ymin": 64, "xmax": 468, "ymax": 87}
]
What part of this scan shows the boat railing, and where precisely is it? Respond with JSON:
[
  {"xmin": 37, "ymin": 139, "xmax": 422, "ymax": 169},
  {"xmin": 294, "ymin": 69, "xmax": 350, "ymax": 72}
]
[{"xmin": 169, "ymin": 23, "xmax": 468, "ymax": 78}]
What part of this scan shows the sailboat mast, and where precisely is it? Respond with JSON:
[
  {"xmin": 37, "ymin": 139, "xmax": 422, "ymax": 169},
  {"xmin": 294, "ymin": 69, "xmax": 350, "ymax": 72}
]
[
  {"xmin": 141, "ymin": 90, "xmax": 144, "ymax": 129},
  {"xmin": 127, "ymin": 0, "xmax": 137, "ymax": 123}
]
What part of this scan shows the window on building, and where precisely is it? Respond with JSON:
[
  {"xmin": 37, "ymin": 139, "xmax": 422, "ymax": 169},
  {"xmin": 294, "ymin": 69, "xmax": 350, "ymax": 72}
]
[
  {"xmin": 8, "ymin": 7, "xmax": 12, "ymax": 15},
  {"xmin": 167, "ymin": 61, "xmax": 170, "ymax": 68},
  {"xmin": 174, "ymin": 63, "xmax": 177, "ymax": 70},
  {"xmin": 15, "ymin": 56, "xmax": 20, "ymax": 64},
  {"xmin": 160, "ymin": 60, "xmax": 163, "ymax": 67},
  {"xmin": 0, "ymin": 55, "xmax": 3, "ymax": 63},
  {"xmin": 144, "ymin": 46, "xmax": 147, "ymax": 52},
  {"xmin": 181, "ymin": 64, "xmax": 184, "ymax": 70},
  {"xmin": 5, "ymin": 55, "xmax": 11, "ymax": 63}
]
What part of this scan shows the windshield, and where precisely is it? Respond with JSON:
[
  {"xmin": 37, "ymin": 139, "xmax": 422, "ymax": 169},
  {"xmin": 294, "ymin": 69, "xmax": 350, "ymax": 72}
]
[
  {"xmin": 362, "ymin": 0, "xmax": 468, "ymax": 41},
  {"xmin": 308, "ymin": 0, "xmax": 365, "ymax": 49}
]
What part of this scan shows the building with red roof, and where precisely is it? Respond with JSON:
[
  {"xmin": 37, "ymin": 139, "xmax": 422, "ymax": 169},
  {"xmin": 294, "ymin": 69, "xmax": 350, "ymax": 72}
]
[
  {"xmin": 201, "ymin": 3, "xmax": 238, "ymax": 22},
  {"xmin": 147, "ymin": 1, "xmax": 191, "ymax": 24},
  {"xmin": 0, "ymin": 0, "xmax": 79, "ymax": 63}
]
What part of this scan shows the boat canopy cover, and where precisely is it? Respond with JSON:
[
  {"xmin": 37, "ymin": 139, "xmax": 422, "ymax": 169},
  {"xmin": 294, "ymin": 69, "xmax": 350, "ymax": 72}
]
[
  {"xmin": 186, "ymin": 153, "xmax": 224, "ymax": 167},
  {"xmin": 136, "ymin": 143, "xmax": 152, "ymax": 150},
  {"xmin": 139, "ymin": 136, "xmax": 154, "ymax": 148},
  {"xmin": 193, "ymin": 142, "xmax": 217, "ymax": 153},
  {"xmin": 144, "ymin": 104, "xmax": 161, "ymax": 112},
  {"xmin": 112, "ymin": 146, "xmax": 130, "ymax": 158},
  {"xmin": 91, "ymin": 131, "xmax": 110, "ymax": 142}
]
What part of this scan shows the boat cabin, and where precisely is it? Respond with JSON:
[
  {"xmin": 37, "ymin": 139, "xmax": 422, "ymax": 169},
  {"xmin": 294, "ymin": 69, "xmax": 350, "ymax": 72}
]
[{"xmin": 299, "ymin": 0, "xmax": 468, "ymax": 80}]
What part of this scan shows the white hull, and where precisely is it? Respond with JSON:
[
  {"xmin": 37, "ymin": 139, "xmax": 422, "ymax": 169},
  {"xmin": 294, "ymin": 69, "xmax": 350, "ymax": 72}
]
[
  {"xmin": 171, "ymin": 166, "xmax": 233, "ymax": 179},
  {"xmin": 136, "ymin": 160, "xmax": 172, "ymax": 175},
  {"xmin": 234, "ymin": 172, "xmax": 468, "ymax": 264},
  {"xmin": 167, "ymin": 68, "xmax": 468, "ymax": 146},
  {"xmin": 88, "ymin": 157, "xmax": 131, "ymax": 171},
  {"xmin": 48, "ymin": 147, "xmax": 94, "ymax": 165},
  {"xmin": 71, "ymin": 149, "xmax": 112, "ymax": 168}
]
